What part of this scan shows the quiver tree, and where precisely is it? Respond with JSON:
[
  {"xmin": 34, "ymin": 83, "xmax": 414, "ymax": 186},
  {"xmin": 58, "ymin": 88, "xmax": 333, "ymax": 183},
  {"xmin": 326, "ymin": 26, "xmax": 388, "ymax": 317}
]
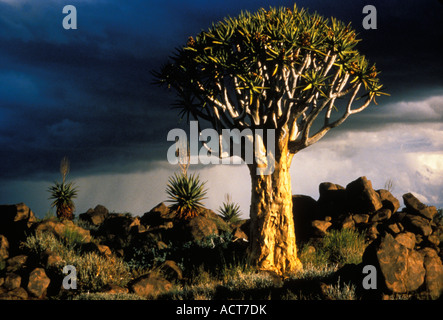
[{"xmin": 154, "ymin": 5, "xmax": 386, "ymax": 275}]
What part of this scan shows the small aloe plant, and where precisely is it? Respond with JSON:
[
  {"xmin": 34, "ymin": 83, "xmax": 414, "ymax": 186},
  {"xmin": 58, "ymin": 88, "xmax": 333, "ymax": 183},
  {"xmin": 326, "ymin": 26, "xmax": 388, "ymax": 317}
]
[
  {"xmin": 166, "ymin": 172, "xmax": 208, "ymax": 220},
  {"xmin": 166, "ymin": 137, "xmax": 208, "ymax": 220},
  {"xmin": 218, "ymin": 193, "xmax": 242, "ymax": 224},
  {"xmin": 48, "ymin": 157, "xmax": 78, "ymax": 220}
]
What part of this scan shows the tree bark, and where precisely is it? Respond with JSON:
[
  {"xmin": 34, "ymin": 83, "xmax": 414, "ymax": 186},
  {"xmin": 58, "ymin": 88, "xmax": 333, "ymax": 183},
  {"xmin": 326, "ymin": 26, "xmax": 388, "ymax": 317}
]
[{"xmin": 247, "ymin": 138, "xmax": 302, "ymax": 275}]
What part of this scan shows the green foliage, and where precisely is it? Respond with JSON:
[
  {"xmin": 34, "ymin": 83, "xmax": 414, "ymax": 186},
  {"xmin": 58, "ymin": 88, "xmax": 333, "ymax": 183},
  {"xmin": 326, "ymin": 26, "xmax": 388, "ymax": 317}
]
[
  {"xmin": 61, "ymin": 226, "xmax": 88, "ymax": 252},
  {"xmin": 48, "ymin": 157, "xmax": 78, "ymax": 220},
  {"xmin": 23, "ymin": 231, "xmax": 131, "ymax": 293},
  {"xmin": 48, "ymin": 181, "xmax": 78, "ymax": 211},
  {"xmin": 166, "ymin": 172, "xmax": 208, "ymax": 219},
  {"xmin": 299, "ymin": 228, "xmax": 367, "ymax": 267},
  {"xmin": 155, "ymin": 4, "xmax": 386, "ymax": 122},
  {"xmin": 126, "ymin": 233, "xmax": 238, "ymax": 275},
  {"xmin": 218, "ymin": 194, "xmax": 242, "ymax": 224}
]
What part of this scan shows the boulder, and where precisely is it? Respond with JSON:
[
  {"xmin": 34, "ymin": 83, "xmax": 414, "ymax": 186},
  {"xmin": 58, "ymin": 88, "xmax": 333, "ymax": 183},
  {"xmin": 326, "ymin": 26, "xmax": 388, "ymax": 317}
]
[
  {"xmin": 341, "ymin": 215, "xmax": 355, "ymax": 229},
  {"xmin": 79, "ymin": 205, "xmax": 109, "ymax": 226},
  {"xmin": 311, "ymin": 220, "xmax": 332, "ymax": 237},
  {"xmin": 353, "ymin": 214, "xmax": 370, "ymax": 225},
  {"xmin": 40, "ymin": 249, "xmax": 63, "ymax": 268},
  {"xmin": 346, "ymin": 176, "xmax": 383, "ymax": 214},
  {"xmin": 3, "ymin": 273, "xmax": 21, "ymax": 291},
  {"xmin": 129, "ymin": 273, "xmax": 172, "ymax": 298},
  {"xmin": 140, "ymin": 202, "xmax": 176, "ymax": 227},
  {"xmin": 0, "ymin": 203, "xmax": 37, "ymax": 254},
  {"xmin": 33, "ymin": 219, "xmax": 91, "ymax": 243},
  {"xmin": 160, "ymin": 260, "xmax": 183, "ymax": 281},
  {"xmin": 98, "ymin": 213, "xmax": 137, "ymax": 238},
  {"xmin": 366, "ymin": 223, "xmax": 380, "ymax": 241},
  {"xmin": 365, "ymin": 234, "xmax": 426, "ymax": 293},
  {"xmin": 394, "ymin": 232, "xmax": 416, "ymax": 250},
  {"xmin": 292, "ymin": 195, "xmax": 319, "ymax": 242},
  {"xmin": 231, "ymin": 219, "xmax": 249, "ymax": 241},
  {"xmin": 370, "ymin": 208, "xmax": 392, "ymax": 223},
  {"xmin": 318, "ymin": 182, "xmax": 347, "ymax": 218},
  {"xmin": 185, "ymin": 215, "xmax": 219, "ymax": 241},
  {"xmin": 402, "ymin": 214, "xmax": 433, "ymax": 237},
  {"xmin": 420, "ymin": 248, "xmax": 443, "ymax": 299},
  {"xmin": 386, "ymin": 223, "xmax": 402, "ymax": 235},
  {"xmin": 377, "ymin": 189, "xmax": 400, "ymax": 214},
  {"xmin": 0, "ymin": 287, "xmax": 28, "ymax": 300},
  {"xmin": 27, "ymin": 268, "xmax": 51, "ymax": 299},
  {"xmin": 0, "ymin": 234, "xmax": 9, "ymax": 260},
  {"xmin": 100, "ymin": 284, "xmax": 129, "ymax": 295},
  {"xmin": 6, "ymin": 255, "xmax": 28, "ymax": 272},
  {"xmin": 403, "ymin": 193, "xmax": 438, "ymax": 220}
]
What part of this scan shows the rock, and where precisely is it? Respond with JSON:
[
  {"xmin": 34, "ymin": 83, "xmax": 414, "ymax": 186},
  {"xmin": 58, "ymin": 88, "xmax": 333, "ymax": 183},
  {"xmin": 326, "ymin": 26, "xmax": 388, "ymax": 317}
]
[
  {"xmin": 129, "ymin": 273, "xmax": 172, "ymax": 298},
  {"xmin": 160, "ymin": 260, "xmax": 183, "ymax": 281},
  {"xmin": 395, "ymin": 232, "xmax": 416, "ymax": 250},
  {"xmin": 370, "ymin": 208, "xmax": 392, "ymax": 223},
  {"xmin": 79, "ymin": 205, "xmax": 109, "ymax": 226},
  {"xmin": 199, "ymin": 208, "xmax": 232, "ymax": 233},
  {"xmin": 0, "ymin": 234, "xmax": 9, "ymax": 260},
  {"xmin": 366, "ymin": 223, "xmax": 380, "ymax": 240},
  {"xmin": 232, "ymin": 226, "xmax": 248, "ymax": 241},
  {"xmin": 369, "ymin": 234, "xmax": 426, "ymax": 293},
  {"xmin": 420, "ymin": 248, "xmax": 443, "ymax": 299},
  {"xmin": 140, "ymin": 202, "xmax": 176, "ymax": 226},
  {"xmin": 427, "ymin": 234, "xmax": 440, "ymax": 248},
  {"xmin": 97, "ymin": 213, "xmax": 136, "ymax": 239},
  {"xmin": 185, "ymin": 215, "xmax": 219, "ymax": 241},
  {"xmin": 346, "ymin": 176, "xmax": 383, "ymax": 214},
  {"xmin": 341, "ymin": 215, "xmax": 355, "ymax": 229},
  {"xmin": 292, "ymin": 195, "xmax": 319, "ymax": 242},
  {"xmin": 318, "ymin": 182, "xmax": 347, "ymax": 218},
  {"xmin": 27, "ymin": 268, "xmax": 51, "ymax": 299},
  {"xmin": 353, "ymin": 214, "xmax": 370, "ymax": 224},
  {"xmin": 402, "ymin": 193, "xmax": 437, "ymax": 220},
  {"xmin": 33, "ymin": 219, "xmax": 91, "ymax": 243},
  {"xmin": 100, "ymin": 284, "xmax": 129, "ymax": 295},
  {"xmin": 3, "ymin": 273, "xmax": 21, "ymax": 291},
  {"xmin": 311, "ymin": 220, "xmax": 332, "ymax": 237},
  {"xmin": 6, "ymin": 255, "xmax": 28, "ymax": 272},
  {"xmin": 0, "ymin": 287, "xmax": 28, "ymax": 300},
  {"xmin": 387, "ymin": 223, "xmax": 402, "ymax": 235},
  {"xmin": 377, "ymin": 189, "xmax": 400, "ymax": 213},
  {"xmin": 40, "ymin": 249, "xmax": 63, "ymax": 268},
  {"xmin": 402, "ymin": 214, "xmax": 433, "ymax": 236},
  {"xmin": 0, "ymin": 203, "xmax": 37, "ymax": 254}
]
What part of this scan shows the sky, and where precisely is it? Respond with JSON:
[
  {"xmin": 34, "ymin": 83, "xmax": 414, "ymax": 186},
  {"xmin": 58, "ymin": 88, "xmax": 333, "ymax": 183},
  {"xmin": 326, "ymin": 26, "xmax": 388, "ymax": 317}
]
[{"xmin": 0, "ymin": 0, "xmax": 442, "ymax": 218}]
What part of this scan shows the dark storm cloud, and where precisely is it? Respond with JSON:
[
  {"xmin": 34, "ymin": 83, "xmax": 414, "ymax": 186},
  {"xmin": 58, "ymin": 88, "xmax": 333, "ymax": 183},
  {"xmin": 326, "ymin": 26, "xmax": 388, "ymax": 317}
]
[{"xmin": 0, "ymin": 0, "xmax": 442, "ymax": 181}]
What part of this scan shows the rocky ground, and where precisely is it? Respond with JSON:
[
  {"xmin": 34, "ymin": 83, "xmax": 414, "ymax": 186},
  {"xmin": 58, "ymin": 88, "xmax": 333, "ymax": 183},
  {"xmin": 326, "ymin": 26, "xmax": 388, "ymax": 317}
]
[{"xmin": 0, "ymin": 176, "xmax": 442, "ymax": 300}]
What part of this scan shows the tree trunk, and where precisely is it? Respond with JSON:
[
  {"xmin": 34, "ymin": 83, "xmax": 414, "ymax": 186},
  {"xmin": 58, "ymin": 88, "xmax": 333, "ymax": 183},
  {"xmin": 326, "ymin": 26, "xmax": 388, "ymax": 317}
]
[{"xmin": 248, "ymin": 139, "xmax": 302, "ymax": 275}]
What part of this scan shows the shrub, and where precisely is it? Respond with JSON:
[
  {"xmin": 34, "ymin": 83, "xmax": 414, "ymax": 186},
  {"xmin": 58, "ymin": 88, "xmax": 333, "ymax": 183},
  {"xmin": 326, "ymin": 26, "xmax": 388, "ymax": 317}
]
[
  {"xmin": 23, "ymin": 231, "xmax": 131, "ymax": 293},
  {"xmin": 299, "ymin": 229, "xmax": 367, "ymax": 267},
  {"xmin": 323, "ymin": 229, "xmax": 367, "ymax": 265}
]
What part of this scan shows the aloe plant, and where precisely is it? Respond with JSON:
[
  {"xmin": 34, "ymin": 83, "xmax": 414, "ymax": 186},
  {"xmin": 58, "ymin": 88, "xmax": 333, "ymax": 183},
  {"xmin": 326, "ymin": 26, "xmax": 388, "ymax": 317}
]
[
  {"xmin": 218, "ymin": 194, "xmax": 242, "ymax": 224},
  {"xmin": 166, "ymin": 172, "xmax": 208, "ymax": 220},
  {"xmin": 48, "ymin": 157, "xmax": 78, "ymax": 220}
]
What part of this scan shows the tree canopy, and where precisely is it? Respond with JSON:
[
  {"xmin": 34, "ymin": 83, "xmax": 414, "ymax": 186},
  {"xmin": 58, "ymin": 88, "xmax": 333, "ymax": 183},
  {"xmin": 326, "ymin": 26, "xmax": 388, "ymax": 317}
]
[{"xmin": 155, "ymin": 4, "xmax": 387, "ymax": 156}]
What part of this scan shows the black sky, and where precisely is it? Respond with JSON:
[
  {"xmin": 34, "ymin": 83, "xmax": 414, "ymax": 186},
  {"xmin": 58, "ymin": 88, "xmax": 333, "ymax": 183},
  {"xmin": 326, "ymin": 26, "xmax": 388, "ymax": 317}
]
[{"xmin": 0, "ymin": 0, "xmax": 442, "ymax": 182}]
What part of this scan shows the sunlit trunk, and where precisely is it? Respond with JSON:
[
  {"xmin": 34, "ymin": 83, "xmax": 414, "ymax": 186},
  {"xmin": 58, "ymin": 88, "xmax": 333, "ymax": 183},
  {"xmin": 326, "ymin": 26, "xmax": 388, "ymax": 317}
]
[{"xmin": 248, "ymin": 136, "xmax": 302, "ymax": 275}]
